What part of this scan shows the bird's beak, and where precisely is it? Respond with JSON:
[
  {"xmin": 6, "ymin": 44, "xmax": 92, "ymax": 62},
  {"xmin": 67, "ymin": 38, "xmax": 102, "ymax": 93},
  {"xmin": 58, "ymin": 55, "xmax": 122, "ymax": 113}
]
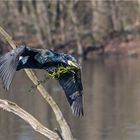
[{"xmin": 67, "ymin": 60, "xmax": 80, "ymax": 69}]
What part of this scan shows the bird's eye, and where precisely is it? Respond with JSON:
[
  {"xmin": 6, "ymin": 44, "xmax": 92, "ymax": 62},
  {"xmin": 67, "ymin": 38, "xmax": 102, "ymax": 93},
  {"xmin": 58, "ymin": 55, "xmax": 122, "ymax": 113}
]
[
  {"xmin": 67, "ymin": 55, "xmax": 77, "ymax": 62},
  {"xmin": 66, "ymin": 56, "xmax": 71, "ymax": 60},
  {"xmin": 45, "ymin": 51, "xmax": 50, "ymax": 55}
]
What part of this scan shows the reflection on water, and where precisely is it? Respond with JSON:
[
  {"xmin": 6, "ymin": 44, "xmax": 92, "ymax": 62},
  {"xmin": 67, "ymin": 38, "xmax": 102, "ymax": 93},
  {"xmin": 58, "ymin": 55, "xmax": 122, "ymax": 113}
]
[{"xmin": 1, "ymin": 57, "xmax": 140, "ymax": 140}]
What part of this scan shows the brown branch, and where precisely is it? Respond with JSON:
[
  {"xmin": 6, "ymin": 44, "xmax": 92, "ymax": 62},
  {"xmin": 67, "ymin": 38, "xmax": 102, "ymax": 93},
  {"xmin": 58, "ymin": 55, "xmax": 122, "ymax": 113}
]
[
  {"xmin": 0, "ymin": 99, "xmax": 60, "ymax": 140},
  {"xmin": 0, "ymin": 26, "xmax": 73, "ymax": 140}
]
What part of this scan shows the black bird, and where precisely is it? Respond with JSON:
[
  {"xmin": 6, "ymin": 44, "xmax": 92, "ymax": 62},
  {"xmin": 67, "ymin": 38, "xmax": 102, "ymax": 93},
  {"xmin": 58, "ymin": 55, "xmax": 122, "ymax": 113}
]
[{"xmin": 0, "ymin": 45, "xmax": 84, "ymax": 117}]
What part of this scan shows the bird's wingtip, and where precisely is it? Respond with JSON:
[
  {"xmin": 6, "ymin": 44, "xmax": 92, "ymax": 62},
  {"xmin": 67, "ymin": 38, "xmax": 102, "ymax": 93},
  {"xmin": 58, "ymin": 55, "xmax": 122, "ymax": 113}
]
[
  {"xmin": 0, "ymin": 52, "xmax": 18, "ymax": 90},
  {"xmin": 71, "ymin": 95, "xmax": 84, "ymax": 117}
]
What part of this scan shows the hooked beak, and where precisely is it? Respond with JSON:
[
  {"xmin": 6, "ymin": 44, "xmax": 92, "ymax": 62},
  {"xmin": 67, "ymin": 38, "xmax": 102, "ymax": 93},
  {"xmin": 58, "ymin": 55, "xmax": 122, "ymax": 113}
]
[{"xmin": 67, "ymin": 60, "xmax": 81, "ymax": 69}]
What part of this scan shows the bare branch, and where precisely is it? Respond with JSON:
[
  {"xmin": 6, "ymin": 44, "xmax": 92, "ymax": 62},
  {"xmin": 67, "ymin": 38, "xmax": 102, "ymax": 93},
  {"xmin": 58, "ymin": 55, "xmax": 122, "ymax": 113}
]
[
  {"xmin": 0, "ymin": 99, "xmax": 60, "ymax": 140},
  {"xmin": 0, "ymin": 26, "xmax": 73, "ymax": 140}
]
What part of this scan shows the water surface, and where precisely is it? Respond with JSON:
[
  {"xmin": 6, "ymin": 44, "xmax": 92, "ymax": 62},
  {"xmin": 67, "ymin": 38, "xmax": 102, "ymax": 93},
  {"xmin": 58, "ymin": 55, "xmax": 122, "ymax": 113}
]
[{"xmin": 1, "ymin": 57, "xmax": 140, "ymax": 140}]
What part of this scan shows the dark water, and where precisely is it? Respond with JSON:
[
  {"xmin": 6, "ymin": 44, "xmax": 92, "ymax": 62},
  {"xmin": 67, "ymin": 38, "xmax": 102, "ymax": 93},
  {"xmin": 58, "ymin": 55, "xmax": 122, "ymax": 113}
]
[{"xmin": 1, "ymin": 57, "xmax": 140, "ymax": 140}]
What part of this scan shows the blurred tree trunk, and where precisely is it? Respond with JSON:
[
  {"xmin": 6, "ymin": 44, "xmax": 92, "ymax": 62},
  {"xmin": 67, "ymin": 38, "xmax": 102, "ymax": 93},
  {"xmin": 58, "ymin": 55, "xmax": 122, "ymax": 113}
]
[
  {"xmin": 48, "ymin": 0, "xmax": 57, "ymax": 47},
  {"xmin": 108, "ymin": 0, "xmax": 121, "ymax": 32},
  {"xmin": 35, "ymin": 1, "xmax": 52, "ymax": 48},
  {"xmin": 91, "ymin": 0, "xmax": 109, "ymax": 43},
  {"xmin": 67, "ymin": 0, "xmax": 83, "ymax": 55},
  {"xmin": 27, "ymin": 0, "xmax": 45, "ymax": 48},
  {"xmin": 137, "ymin": 0, "xmax": 140, "ymax": 29},
  {"xmin": 45, "ymin": 0, "xmax": 59, "ymax": 47},
  {"xmin": 58, "ymin": 0, "xmax": 65, "ymax": 43},
  {"xmin": 91, "ymin": 0, "xmax": 97, "ymax": 41},
  {"xmin": 4, "ymin": 1, "xmax": 22, "ymax": 34}
]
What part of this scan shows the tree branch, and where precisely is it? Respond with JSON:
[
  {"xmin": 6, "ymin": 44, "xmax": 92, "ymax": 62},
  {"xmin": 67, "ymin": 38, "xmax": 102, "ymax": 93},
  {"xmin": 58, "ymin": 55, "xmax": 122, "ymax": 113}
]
[
  {"xmin": 0, "ymin": 26, "xmax": 73, "ymax": 140},
  {"xmin": 0, "ymin": 99, "xmax": 60, "ymax": 140}
]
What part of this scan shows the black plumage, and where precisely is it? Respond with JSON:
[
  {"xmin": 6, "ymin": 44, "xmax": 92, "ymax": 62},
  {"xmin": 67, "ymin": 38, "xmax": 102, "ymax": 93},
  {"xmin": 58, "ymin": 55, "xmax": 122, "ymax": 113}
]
[{"xmin": 0, "ymin": 45, "xmax": 84, "ymax": 117}]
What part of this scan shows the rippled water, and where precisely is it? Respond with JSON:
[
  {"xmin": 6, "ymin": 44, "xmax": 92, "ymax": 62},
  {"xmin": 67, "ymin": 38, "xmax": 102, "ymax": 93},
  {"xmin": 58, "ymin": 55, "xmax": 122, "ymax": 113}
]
[{"xmin": 1, "ymin": 57, "xmax": 140, "ymax": 140}]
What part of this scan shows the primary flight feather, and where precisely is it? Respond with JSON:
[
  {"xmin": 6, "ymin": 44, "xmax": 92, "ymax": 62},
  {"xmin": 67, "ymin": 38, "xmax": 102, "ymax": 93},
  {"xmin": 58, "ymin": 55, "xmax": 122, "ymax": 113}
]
[{"xmin": 0, "ymin": 45, "xmax": 84, "ymax": 117}]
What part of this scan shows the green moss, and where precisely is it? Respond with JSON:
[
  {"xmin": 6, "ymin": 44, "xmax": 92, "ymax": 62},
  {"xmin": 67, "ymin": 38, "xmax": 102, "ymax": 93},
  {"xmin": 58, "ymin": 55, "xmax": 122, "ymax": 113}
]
[{"xmin": 48, "ymin": 64, "xmax": 76, "ymax": 79}]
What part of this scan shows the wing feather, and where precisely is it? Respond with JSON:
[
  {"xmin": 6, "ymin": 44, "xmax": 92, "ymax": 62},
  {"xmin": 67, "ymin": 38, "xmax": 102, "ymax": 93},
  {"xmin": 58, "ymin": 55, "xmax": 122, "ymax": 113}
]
[
  {"xmin": 57, "ymin": 71, "xmax": 84, "ymax": 117},
  {"xmin": 0, "ymin": 46, "xmax": 25, "ymax": 90},
  {"xmin": 46, "ymin": 65, "xmax": 84, "ymax": 117}
]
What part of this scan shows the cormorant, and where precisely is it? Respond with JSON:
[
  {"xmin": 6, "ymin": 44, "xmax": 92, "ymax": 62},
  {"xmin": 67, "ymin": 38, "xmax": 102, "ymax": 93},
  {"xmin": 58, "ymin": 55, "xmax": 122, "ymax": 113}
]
[{"xmin": 0, "ymin": 45, "xmax": 84, "ymax": 117}]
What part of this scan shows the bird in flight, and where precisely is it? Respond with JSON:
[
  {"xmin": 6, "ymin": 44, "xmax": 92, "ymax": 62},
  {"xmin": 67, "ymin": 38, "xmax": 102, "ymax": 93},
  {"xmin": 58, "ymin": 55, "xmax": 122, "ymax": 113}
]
[{"xmin": 0, "ymin": 45, "xmax": 84, "ymax": 117}]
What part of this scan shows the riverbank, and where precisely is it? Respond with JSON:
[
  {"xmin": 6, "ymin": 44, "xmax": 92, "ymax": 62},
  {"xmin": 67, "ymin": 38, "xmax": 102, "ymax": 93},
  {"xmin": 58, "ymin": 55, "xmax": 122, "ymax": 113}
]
[{"xmin": 104, "ymin": 37, "xmax": 140, "ymax": 57}]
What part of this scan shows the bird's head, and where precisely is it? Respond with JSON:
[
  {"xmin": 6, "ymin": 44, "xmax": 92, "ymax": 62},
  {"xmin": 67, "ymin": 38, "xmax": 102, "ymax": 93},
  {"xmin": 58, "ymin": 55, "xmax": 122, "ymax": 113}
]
[
  {"xmin": 39, "ymin": 50, "xmax": 81, "ymax": 69},
  {"xmin": 63, "ymin": 54, "xmax": 81, "ymax": 69}
]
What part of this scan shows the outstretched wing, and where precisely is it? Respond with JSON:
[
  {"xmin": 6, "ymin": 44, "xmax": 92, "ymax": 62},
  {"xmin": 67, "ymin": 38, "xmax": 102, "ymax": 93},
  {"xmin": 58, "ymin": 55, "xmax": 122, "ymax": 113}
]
[
  {"xmin": 0, "ymin": 46, "xmax": 25, "ymax": 90},
  {"xmin": 57, "ymin": 70, "xmax": 84, "ymax": 117}
]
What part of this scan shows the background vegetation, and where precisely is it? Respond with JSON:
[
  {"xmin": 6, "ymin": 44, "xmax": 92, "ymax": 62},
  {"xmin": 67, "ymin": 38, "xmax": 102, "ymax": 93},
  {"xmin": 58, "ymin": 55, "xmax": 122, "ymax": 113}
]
[
  {"xmin": 0, "ymin": 0, "xmax": 140, "ymax": 57},
  {"xmin": 1, "ymin": 1, "xmax": 140, "ymax": 140}
]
